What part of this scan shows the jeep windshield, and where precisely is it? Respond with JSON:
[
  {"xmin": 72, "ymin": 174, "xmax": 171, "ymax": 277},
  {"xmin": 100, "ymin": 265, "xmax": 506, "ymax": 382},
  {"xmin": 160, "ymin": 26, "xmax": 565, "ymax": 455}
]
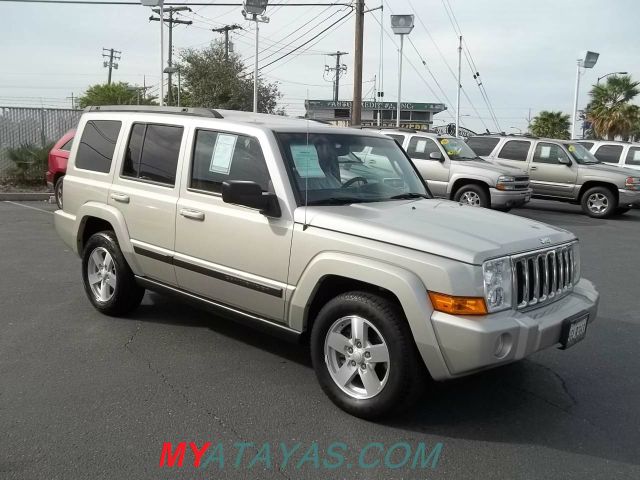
[
  {"xmin": 276, "ymin": 132, "xmax": 430, "ymax": 206},
  {"xmin": 567, "ymin": 143, "xmax": 601, "ymax": 164},
  {"xmin": 438, "ymin": 137, "xmax": 480, "ymax": 160}
]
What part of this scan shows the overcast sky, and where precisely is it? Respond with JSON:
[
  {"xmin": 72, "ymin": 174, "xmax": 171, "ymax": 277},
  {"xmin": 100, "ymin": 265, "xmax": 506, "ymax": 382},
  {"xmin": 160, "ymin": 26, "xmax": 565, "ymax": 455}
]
[{"xmin": 1, "ymin": 0, "xmax": 639, "ymax": 133}]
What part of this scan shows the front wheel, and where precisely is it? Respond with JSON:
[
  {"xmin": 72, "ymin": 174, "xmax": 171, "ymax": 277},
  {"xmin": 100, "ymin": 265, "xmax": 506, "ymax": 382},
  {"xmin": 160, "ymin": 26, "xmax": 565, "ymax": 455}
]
[
  {"xmin": 82, "ymin": 231, "xmax": 145, "ymax": 316},
  {"xmin": 454, "ymin": 184, "xmax": 489, "ymax": 208},
  {"xmin": 310, "ymin": 292, "xmax": 425, "ymax": 419},
  {"xmin": 581, "ymin": 186, "xmax": 617, "ymax": 218}
]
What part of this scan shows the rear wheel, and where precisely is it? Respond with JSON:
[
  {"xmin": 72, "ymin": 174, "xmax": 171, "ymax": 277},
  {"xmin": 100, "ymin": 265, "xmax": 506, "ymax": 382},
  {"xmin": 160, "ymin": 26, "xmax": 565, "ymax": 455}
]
[
  {"xmin": 454, "ymin": 184, "xmax": 489, "ymax": 208},
  {"xmin": 581, "ymin": 186, "xmax": 617, "ymax": 218},
  {"xmin": 82, "ymin": 231, "xmax": 144, "ymax": 316},
  {"xmin": 54, "ymin": 176, "xmax": 64, "ymax": 209},
  {"xmin": 310, "ymin": 291, "xmax": 425, "ymax": 419}
]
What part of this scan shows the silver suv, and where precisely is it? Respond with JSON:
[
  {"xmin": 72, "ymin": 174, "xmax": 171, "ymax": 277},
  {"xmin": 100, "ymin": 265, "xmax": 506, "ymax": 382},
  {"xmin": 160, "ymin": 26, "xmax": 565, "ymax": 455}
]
[
  {"xmin": 467, "ymin": 134, "xmax": 640, "ymax": 218},
  {"xmin": 55, "ymin": 106, "xmax": 599, "ymax": 418},
  {"xmin": 577, "ymin": 139, "xmax": 640, "ymax": 172},
  {"xmin": 380, "ymin": 129, "xmax": 531, "ymax": 210}
]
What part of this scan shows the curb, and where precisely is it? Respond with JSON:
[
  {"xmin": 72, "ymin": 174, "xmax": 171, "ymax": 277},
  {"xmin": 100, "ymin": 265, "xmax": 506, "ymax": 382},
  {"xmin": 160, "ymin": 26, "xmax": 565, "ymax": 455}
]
[{"xmin": 0, "ymin": 192, "xmax": 53, "ymax": 202}]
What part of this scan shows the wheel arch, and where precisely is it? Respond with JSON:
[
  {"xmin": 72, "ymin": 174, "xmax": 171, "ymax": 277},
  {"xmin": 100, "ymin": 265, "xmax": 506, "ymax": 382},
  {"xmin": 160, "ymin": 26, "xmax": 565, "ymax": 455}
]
[
  {"xmin": 288, "ymin": 252, "xmax": 450, "ymax": 380},
  {"xmin": 578, "ymin": 181, "xmax": 619, "ymax": 202},
  {"xmin": 75, "ymin": 202, "xmax": 143, "ymax": 275},
  {"xmin": 449, "ymin": 177, "xmax": 492, "ymax": 200}
]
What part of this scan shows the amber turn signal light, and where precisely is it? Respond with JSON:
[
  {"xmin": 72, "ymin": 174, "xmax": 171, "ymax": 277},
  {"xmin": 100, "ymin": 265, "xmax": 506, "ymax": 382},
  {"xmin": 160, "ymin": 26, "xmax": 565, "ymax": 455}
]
[{"xmin": 428, "ymin": 291, "xmax": 488, "ymax": 315}]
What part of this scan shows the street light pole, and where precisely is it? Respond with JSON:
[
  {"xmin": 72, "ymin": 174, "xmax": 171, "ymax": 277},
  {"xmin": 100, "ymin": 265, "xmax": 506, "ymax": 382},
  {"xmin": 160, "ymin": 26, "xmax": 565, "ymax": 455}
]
[
  {"xmin": 396, "ymin": 34, "xmax": 403, "ymax": 128},
  {"xmin": 242, "ymin": 1, "xmax": 269, "ymax": 113},
  {"xmin": 570, "ymin": 51, "xmax": 599, "ymax": 139},
  {"xmin": 159, "ymin": 2, "xmax": 164, "ymax": 106},
  {"xmin": 455, "ymin": 35, "xmax": 462, "ymax": 137},
  {"xmin": 597, "ymin": 71, "xmax": 628, "ymax": 84},
  {"xmin": 390, "ymin": 14, "xmax": 414, "ymax": 129}
]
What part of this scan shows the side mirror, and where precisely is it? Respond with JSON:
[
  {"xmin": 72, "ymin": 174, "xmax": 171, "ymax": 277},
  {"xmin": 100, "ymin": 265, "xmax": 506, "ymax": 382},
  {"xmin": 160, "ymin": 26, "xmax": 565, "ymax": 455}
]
[
  {"xmin": 221, "ymin": 181, "xmax": 281, "ymax": 217},
  {"xmin": 558, "ymin": 157, "xmax": 572, "ymax": 166},
  {"xmin": 429, "ymin": 151, "xmax": 444, "ymax": 161}
]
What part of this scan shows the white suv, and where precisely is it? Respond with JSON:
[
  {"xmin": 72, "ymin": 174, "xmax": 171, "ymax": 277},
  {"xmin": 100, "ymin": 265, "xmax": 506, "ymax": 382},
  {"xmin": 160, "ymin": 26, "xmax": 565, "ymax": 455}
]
[{"xmin": 55, "ymin": 106, "xmax": 599, "ymax": 418}]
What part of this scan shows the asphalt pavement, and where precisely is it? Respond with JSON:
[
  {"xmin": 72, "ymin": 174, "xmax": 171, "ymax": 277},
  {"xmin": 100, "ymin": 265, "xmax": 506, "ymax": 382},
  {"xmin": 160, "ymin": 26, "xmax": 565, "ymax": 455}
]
[{"xmin": 1, "ymin": 199, "xmax": 639, "ymax": 480}]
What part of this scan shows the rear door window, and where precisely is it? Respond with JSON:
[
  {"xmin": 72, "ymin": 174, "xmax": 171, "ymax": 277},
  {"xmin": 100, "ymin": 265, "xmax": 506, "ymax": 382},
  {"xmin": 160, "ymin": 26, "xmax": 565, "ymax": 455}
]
[
  {"xmin": 122, "ymin": 123, "xmax": 183, "ymax": 186},
  {"xmin": 75, "ymin": 120, "xmax": 122, "ymax": 173},
  {"xmin": 594, "ymin": 144, "xmax": 623, "ymax": 163},
  {"xmin": 497, "ymin": 140, "xmax": 531, "ymax": 161},
  {"xmin": 466, "ymin": 137, "xmax": 500, "ymax": 156},
  {"xmin": 625, "ymin": 147, "xmax": 640, "ymax": 166},
  {"xmin": 406, "ymin": 136, "xmax": 440, "ymax": 160}
]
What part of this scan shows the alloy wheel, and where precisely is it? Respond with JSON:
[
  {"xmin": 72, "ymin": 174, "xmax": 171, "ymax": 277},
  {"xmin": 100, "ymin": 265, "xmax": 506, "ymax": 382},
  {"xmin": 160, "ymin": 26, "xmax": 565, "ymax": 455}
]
[
  {"xmin": 587, "ymin": 192, "xmax": 609, "ymax": 214},
  {"xmin": 87, "ymin": 247, "xmax": 117, "ymax": 302},
  {"xmin": 324, "ymin": 315, "xmax": 390, "ymax": 399},
  {"xmin": 460, "ymin": 191, "xmax": 481, "ymax": 206}
]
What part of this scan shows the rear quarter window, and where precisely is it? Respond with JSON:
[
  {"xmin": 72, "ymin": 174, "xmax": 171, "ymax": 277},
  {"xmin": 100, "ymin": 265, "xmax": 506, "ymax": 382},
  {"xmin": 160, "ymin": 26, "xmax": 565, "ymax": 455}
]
[
  {"xmin": 594, "ymin": 144, "xmax": 623, "ymax": 163},
  {"xmin": 497, "ymin": 140, "xmax": 531, "ymax": 161},
  {"xmin": 75, "ymin": 120, "xmax": 122, "ymax": 173},
  {"xmin": 466, "ymin": 137, "xmax": 500, "ymax": 156}
]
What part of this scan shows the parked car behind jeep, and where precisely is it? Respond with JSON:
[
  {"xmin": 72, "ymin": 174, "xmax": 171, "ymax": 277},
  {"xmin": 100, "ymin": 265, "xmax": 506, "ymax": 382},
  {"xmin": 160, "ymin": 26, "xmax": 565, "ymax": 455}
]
[
  {"xmin": 577, "ymin": 139, "xmax": 640, "ymax": 172},
  {"xmin": 46, "ymin": 129, "xmax": 75, "ymax": 209},
  {"xmin": 55, "ymin": 107, "xmax": 599, "ymax": 419},
  {"xmin": 467, "ymin": 134, "xmax": 640, "ymax": 218},
  {"xmin": 380, "ymin": 129, "xmax": 531, "ymax": 210}
]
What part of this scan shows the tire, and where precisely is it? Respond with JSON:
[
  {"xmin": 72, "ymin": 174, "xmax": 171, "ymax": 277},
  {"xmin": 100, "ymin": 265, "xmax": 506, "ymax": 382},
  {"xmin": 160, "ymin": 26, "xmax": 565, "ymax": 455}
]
[
  {"xmin": 54, "ymin": 176, "xmax": 64, "ymax": 209},
  {"xmin": 580, "ymin": 186, "xmax": 618, "ymax": 218},
  {"xmin": 81, "ymin": 231, "xmax": 145, "ymax": 316},
  {"xmin": 453, "ymin": 184, "xmax": 490, "ymax": 208},
  {"xmin": 616, "ymin": 207, "xmax": 630, "ymax": 215},
  {"xmin": 310, "ymin": 291, "xmax": 425, "ymax": 419}
]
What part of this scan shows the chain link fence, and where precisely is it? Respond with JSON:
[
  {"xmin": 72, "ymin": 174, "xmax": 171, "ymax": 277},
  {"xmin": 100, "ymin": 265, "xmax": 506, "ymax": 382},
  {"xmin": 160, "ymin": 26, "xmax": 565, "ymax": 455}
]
[{"xmin": 0, "ymin": 107, "xmax": 82, "ymax": 185}]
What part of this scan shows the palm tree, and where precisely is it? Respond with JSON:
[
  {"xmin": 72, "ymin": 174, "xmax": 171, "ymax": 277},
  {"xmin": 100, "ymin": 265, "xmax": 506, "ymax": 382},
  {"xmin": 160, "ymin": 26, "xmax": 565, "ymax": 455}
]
[
  {"xmin": 587, "ymin": 75, "xmax": 640, "ymax": 140},
  {"xmin": 529, "ymin": 111, "xmax": 571, "ymax": 139}
]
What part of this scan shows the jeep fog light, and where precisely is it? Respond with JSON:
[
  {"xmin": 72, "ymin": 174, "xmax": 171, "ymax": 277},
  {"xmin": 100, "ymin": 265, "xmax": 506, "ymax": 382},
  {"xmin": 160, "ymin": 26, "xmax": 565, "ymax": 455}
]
[{"xmin": 482, "ymin": 257, "xmax": 513, "ymax": 312}]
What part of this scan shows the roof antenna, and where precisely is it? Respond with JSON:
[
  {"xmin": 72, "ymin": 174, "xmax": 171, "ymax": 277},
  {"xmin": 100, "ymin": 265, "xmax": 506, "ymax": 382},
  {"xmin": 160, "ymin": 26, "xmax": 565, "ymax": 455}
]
[{"xmin": 303, "ymin": 88, "xmax": 310, "ymax": 231}]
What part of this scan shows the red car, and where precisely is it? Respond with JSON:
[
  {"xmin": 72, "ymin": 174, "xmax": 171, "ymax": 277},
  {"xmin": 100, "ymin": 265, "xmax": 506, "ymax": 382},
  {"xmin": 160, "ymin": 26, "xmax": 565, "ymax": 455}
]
[{"xmin": 46, "ymin": 129, "xmax": 75, "ymax": 209}]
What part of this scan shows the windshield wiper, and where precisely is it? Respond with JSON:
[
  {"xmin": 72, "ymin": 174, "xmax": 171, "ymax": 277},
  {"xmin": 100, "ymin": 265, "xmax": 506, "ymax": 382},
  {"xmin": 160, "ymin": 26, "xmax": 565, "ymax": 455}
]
[{"xmin": 389, "ymin": 193, "xmax": 429, "ymax": 200}]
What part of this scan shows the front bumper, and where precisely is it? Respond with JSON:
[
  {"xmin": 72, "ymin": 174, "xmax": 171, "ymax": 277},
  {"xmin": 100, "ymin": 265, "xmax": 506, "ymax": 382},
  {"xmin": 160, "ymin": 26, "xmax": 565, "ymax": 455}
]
[
  {"xmin": 430, "ymin": 278, "xmax": 598, "ymax": 377},
  {"xmin": 489, "ymin": 188, "xmax": 532, "ymax": 208},
  {"xmin": 618, "ymin": 189, "xmax": 640, "ymax": 207}
]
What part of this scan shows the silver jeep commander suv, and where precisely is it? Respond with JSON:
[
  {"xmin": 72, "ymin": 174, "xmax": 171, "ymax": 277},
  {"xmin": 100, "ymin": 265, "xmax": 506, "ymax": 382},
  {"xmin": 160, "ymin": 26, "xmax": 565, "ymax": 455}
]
[{"xmin": 55, "ymin": 106, "xmax": 599, "ymax": 418}]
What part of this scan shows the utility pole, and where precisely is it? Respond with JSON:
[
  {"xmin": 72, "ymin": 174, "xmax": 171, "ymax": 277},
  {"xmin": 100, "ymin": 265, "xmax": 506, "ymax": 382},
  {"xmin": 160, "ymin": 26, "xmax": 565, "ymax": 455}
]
[
  {"xmin": 325, "ymin": 51, "xmax": 348, "ymax": 102},
  {"xmin": 66, "ymin": 93, "xmax": 76, "ymax": 110},
  {"xmin": 212, "ymin": 24, "xmax": 241, "ymax": 60},
  {"xmin": 150, "ymin": 6, "xmax": 192, "ymax": 105},
  {"xmin": 455, "ymin": 35, "xmax": 462, "ymax": 137},
  {"xmin": 351, "ymin": 0, "xmax": 364, "ymax": 126},
  {"xmin": 102, "ymin": 48, "xmax": 121, "ymax": 85}
]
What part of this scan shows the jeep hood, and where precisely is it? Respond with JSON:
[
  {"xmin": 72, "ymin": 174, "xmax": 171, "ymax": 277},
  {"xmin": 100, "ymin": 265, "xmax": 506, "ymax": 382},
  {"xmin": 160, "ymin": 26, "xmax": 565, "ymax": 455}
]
[
  {"xmin": 297, "ymin": 199, "xmax": 575, "ymax": 265},
  {"xmin": 454, "ymin": 159, "xmax": 528, "ymax": 177}
]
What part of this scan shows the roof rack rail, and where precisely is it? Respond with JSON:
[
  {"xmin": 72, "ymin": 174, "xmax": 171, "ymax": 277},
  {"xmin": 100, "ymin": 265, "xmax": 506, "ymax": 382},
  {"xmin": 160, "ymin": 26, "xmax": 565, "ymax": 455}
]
[
  {"xmin": 360, "ymin": 126, "xmax": 419, "ymax": 133},
  {"xmin": 84, "ymin": 105, "xmax": 224, "ymax": 119}
]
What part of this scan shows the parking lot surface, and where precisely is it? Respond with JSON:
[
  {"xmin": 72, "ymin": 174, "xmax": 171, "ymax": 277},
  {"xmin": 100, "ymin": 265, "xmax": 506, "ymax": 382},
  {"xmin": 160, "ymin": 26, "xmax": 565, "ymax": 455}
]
[{"xmin": 1, "ymin": 199, "xmax": 639, "ymax": 479}]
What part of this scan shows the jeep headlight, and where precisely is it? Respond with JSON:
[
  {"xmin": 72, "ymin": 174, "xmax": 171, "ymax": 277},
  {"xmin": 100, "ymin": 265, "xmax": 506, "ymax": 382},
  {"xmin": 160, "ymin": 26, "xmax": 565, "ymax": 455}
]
[
  {"xmin": 496, "ymin": 175, "xmax": 516, "ymax": 191},
  {"xmin": 482, "ymin": 257, "xmax": 513, "ymax": 312}
]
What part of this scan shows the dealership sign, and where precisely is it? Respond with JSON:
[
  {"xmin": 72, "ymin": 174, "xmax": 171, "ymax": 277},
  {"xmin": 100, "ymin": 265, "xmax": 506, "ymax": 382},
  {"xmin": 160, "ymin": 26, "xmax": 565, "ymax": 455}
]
[{"xmin": 305, "ymin": 100, "xmax": 447, "ymax": 111}]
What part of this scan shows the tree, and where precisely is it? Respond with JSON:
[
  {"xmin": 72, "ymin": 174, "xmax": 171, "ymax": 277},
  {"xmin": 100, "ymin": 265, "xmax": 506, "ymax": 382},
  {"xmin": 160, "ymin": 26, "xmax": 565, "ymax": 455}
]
[
  {"xmin": 586, "ymin": 75, "xmax": 640, "ymax": 140},
  {"xmin": 179, "ymin": 42, "xmax": 283, "ymax": 113},
  {"xmin": 529, "ymin": 111, "xmax": 571, "ymax": 139},
  {"xmin": 78, "ymin": 82, "xmax": 157, "ymax": 108}
]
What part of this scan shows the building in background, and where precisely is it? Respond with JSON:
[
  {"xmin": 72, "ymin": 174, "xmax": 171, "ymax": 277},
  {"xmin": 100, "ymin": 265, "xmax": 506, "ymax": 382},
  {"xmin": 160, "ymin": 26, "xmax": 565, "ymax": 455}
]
[{"xmin": 304, "ymin": 100, "xmax": 447, "ymax": 129}]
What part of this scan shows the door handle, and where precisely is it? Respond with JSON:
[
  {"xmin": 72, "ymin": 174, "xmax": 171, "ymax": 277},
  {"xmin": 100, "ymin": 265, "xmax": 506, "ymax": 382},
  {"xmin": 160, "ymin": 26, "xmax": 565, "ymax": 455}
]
[
  {"xmin": 110, "ymin": 192, "xmax": 130, "ymax": 203},
  {"xmin": 180, "ymin": 209, "xmax": 205, "ymax": 221},
  {"xmin": 530, "ymin": 166, "xmax": 538, "ymax": 171}
]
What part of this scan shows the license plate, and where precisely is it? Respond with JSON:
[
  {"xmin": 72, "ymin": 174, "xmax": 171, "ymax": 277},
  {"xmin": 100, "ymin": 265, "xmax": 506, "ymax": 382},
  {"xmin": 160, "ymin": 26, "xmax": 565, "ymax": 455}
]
[{"xmin": 559, "ymin": 313, "xmax": 588, "ymax": 349}]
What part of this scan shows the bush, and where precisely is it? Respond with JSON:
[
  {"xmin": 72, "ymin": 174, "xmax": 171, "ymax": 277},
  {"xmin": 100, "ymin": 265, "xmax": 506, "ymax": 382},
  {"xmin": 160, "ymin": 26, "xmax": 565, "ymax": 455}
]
[{"xmin": 4, "ymin": 143, "xmax": 53, "ymax": 186}]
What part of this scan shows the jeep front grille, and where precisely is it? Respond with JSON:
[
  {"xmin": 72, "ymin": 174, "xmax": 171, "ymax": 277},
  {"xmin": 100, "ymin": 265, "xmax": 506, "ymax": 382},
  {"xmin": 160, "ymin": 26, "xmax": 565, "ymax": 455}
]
[{"xmin": 513, "ymin": 244, "xmax": 575, "ymax": 309}]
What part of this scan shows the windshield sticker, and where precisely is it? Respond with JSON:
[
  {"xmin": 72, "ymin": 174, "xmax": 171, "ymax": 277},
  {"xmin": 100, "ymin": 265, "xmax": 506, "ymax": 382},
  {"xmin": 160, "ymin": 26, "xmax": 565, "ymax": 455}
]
[
  {"xmin": 290, "ymin": 144, "xmax": 326, "ymax": 178},
  {"xmin": 568, "ymin": 145, "xmax": 576, "ymax": 152},
  {"xmin": 209, "ymin": 133, "xmax": 237, "ymax": 174},
  {"xmin": 415, "ymin": 140, "xmax": 427, "ymax": 153},
  {"xmin": 440, "ymin": 139, "xmax": 449, "ymax": 145},
  {"xmin": 447, "ymin": 150, "xmax": 454, "ymax": 156}
]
